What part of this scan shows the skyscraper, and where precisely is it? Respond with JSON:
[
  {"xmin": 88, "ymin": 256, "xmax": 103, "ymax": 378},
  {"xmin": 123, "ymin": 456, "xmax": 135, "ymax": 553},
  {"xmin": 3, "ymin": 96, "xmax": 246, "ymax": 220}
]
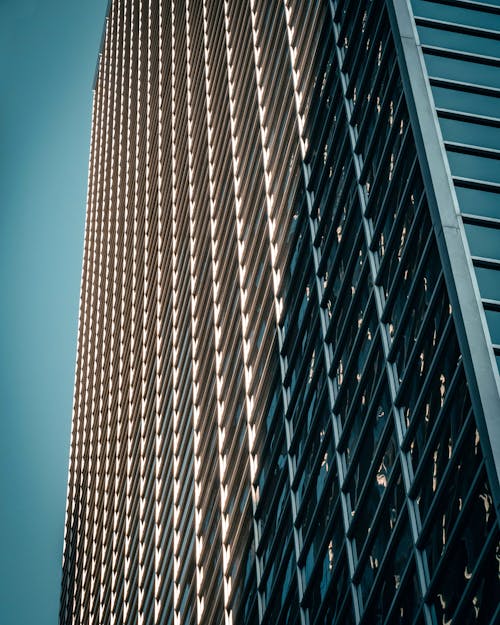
[{"xmin": 60, "ymin": 1, "xmax": 500, "ymax": 624}]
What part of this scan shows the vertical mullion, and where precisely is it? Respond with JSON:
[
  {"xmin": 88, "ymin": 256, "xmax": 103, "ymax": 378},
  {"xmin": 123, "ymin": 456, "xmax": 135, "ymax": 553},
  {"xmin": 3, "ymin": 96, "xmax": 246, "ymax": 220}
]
[
  {"xmin": 326, "ymin": 2, "xmax": 435, "ymax": 623},
  {"xmin": 200, "ymin": 2, "xmax": 232, "ymax": 622},
  {"xmin": 85, "ymin": 18, "xmax": 112, "ymax": 623},
  {"xmin": 111, "ymin": 0, "xmax": 129, "ymax": 621},
  {"xmin": 281, "ymin": 2, "xmax": 362, "ymax": 621},
  {"xmin": 185, "ymin": 2, "xmax": 203, "ymax": 620},
  {"xmin": 221, "ymin": 0, "xmax": 266, "ymax": 621},
  {"xmin": 247, "ymin": 3, "xmax": 308, "ymax": 624},
  {"xmin": 100, "ymin": 2, "xmax": 121, "ymax": 622}
]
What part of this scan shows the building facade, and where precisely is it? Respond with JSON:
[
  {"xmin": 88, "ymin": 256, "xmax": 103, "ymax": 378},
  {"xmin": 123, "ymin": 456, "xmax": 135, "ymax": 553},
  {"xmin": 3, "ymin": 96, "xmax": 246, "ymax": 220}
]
[{"xmin": 60, "ymin": 1, "xmax": 500, "ymax": 624}]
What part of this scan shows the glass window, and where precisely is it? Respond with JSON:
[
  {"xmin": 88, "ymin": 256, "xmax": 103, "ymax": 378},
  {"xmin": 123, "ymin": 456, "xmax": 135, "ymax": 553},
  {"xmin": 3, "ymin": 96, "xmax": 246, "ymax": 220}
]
[
  {"xmin": 418, "ymin": 24, "xmax": 500, "ymax": 59},
  {"xmin": 412, "ymin": 0, "xmax": 500, "ymax": 30},
  {"xmin": 464, "ymin": 223, "xmax": 500, "ymax": 260},
  {"xmin": 439, "ymin": 116, "xmax": 500, "ymax": 151},
  {"xmin": 474, "ymin": 265, "xmax": 500, "ymax": 301},
  {"xmin": 432, "ymin": 85, "xmax": 500, "ymax": 119},
  {"xmin": 447, "ymin": 150, "xmax": 500, "ymax": 185},
  {"xmin": 455, "ymin": 185, "xmax": 500, "ymax": 220},
  {"xmin": 485, "ymin": 308, "xmax": 500, "ymax": 344},
  {"xmin": 425, "ymin": 53, "xmax": 500, "ymax": 90}
]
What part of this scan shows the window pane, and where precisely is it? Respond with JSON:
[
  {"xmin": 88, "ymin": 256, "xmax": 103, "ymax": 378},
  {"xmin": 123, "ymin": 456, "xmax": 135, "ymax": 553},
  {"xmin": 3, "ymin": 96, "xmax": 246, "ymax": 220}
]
[
  {"xmin": 475, "ymin": 266, "xmax": 500, "ymax": 301},
  {"xmin": 455, "ymin": 186, "xmax": 500, "ymax": 220},
  {"xmin": 465, "ymin": 223, "xmax": 500, "ymax": 260},
  {"xmin": 432, "ymin": 85, "xmax": 500, "ymax": 119},
  {"xmin": 440, "ymin": 117, "xmax": 500, "ymax": 151},
  {"xmin": 425, "ymin": 53, "xmax": 500, "ymax": 90},
  {"xmin": 485, "ymin": 309, "xmax": 500, "ymax": 344},
  {"xmin": 419, "ymin": 25, "xmax": 500, "ymax": 59},
  {"xmin": 412, "ymin": 0, "xmax": 500, "ymax": 30},
  {"xmin": 448, "ymin": 150, "xmax": 500, "ymax": 185}
]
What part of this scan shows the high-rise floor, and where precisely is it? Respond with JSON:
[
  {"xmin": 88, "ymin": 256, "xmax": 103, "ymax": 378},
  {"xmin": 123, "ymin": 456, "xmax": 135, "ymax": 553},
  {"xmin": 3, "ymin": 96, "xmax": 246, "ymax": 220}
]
[{"xmin": 61, "ymin": 1, "xmax": 500, "ymax": 624}]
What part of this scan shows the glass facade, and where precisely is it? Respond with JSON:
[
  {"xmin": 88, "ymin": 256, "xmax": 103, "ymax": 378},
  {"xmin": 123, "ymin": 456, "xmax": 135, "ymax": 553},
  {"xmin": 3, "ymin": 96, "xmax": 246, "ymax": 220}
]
[{"xmin": 61, "ymin": 1, "xmax": 500, "ymax": 624}]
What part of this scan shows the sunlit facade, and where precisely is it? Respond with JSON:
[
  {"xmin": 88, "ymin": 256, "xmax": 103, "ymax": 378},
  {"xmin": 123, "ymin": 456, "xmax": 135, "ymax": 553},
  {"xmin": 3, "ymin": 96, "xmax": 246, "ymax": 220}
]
[{"xmin": 61, "ymin": 1, "xmax": 500, "ymax": 624}]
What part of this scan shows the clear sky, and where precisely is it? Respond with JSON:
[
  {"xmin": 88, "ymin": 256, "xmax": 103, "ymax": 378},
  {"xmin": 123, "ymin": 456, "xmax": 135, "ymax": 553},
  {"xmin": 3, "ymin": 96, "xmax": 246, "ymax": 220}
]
[{"xmin": 0, "ymin": 1, "xmax": 107, "ymax": 623}]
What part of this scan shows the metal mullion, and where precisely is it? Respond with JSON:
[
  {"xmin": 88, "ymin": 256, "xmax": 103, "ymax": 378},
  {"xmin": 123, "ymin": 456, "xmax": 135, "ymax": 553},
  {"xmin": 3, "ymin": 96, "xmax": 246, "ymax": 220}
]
[
  {"xmin": 249, "ymin": 3, "xmax": 312, "ymax": 623},
  {"xmin": 202, "ymin": 2, "xmax": 255, "ymax": 623},
  {"xmin": 102, "ymin": 0, "xmax": 125, "ymax": 619},
  {"xmin": 186, "ymin": 3, "xmax": 223, "ymax": 620},
  {"xmin": 283, "ymin": 2, "xmax": 364, "ymax": 617},
  {"xmin": 84, "ymin": 13, "xmax": 115, "ymax": 620},
  {"xmin": 247, "ymin": 313, "xmax": 276, "ymax": 382},
  {"xmin": 329, "ymin": 3, "xmax": 438, "ymax": 622},
  {"xmin": 62, "ymin": 60, "xmax": 101, "ymax": 625}
]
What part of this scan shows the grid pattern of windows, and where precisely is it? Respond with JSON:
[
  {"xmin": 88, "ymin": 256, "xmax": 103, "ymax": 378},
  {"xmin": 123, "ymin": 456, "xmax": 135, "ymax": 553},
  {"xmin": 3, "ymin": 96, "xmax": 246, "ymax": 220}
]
[{"xmin": 61, "ymin": 2, "xmax": 500, "ymax": 625}]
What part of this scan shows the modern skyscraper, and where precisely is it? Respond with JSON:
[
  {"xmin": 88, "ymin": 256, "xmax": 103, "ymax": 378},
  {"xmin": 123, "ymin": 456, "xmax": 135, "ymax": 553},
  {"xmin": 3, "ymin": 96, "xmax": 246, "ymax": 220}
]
[{"xmin": 61, "ymin": 1, "xmax": 500, "ymax": 624}]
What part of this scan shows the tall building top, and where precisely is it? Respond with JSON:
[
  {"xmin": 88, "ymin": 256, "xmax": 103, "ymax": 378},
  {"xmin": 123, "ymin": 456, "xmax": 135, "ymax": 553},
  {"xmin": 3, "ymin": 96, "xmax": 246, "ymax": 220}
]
[{"xmin": 61, "ymin": 2, "xmax": 500, "ymax": 624}]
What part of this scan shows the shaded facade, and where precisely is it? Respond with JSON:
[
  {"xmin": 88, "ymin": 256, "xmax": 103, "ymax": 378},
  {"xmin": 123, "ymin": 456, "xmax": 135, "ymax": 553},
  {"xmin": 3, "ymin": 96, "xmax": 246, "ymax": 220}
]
[{"xmin": 61, "ymin": 1, "xmax": 500, "ymax": 624}]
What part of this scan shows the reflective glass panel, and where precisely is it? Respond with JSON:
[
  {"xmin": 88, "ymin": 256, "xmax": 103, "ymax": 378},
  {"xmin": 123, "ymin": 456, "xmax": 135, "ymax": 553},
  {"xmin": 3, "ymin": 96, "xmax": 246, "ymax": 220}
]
[
  {"xmin": 432, "ymin": 85, "xmax": 500, "ymax": 119},
  {"xmin": 412, "ymin": 0, "xmax": 500, "ymax": 30},
  {"xmin": 418, "ymin": 25, "xmax": 500, "ymax": 59},
  {"xmin": 455, "ymin": 185, "xmax": 500, "ymax": 220},
  {"xmin": 425, "ymin": 53, "xmax": 500, "ymax": 90},
  {"xmin": 474, "ymin": 265, "xmax": 500, "ymax": 301},
  {"xmin": 464, "ymin": 223, "xmax": 500, "ymax": 260},
  {"xmin": 485, "ymin": 308, "xmax": 500, "ymax": 344},
  {"xmin": 447, "ymin": 151, "xmax": 500, "ymax": 185},
  {"xmin": 440, "ymin": 117, "xmax": 500, "ymax": 151}
]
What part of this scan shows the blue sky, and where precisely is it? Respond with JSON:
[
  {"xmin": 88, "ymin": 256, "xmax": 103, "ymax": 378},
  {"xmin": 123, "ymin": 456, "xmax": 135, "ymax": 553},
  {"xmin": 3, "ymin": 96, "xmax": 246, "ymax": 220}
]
[{"xmin": 0, "ymin": 2, "xmax": 107, "ymax": 623}]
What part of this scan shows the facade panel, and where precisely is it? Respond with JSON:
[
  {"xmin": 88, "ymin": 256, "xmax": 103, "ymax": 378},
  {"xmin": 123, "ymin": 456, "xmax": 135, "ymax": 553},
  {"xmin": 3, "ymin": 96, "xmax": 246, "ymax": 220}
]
[{"xmin": 61, "ymin": 2, "xmax": 500, "ymax": 624}]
